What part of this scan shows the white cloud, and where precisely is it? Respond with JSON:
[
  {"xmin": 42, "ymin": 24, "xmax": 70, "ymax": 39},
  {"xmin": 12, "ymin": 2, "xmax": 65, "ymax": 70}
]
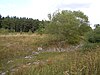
[{"xmin": 78, "ymin": 0, "xmax": 100, "ymax": 27}]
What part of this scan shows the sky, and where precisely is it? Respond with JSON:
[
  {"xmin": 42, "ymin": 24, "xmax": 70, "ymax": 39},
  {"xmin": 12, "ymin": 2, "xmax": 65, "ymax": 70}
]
[{"xmin": 0, "ymin": 0, "xmax": 100, "ymax": 27}]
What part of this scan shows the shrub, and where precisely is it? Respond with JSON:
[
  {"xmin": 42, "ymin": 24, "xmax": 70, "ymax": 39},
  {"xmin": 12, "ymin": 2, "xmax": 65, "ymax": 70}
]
[
  {"xmin": 81, "ymin": 43, "xmax": 100, "ymax": 52},
  {"xmin": 86, "ymin": 27, "xmax": 100, "ymax": 43}
]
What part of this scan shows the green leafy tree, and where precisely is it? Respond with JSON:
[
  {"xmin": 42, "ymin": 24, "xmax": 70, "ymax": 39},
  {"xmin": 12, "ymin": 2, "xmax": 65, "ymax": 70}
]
[
  {"xmin": 73, "ymin": 10, "xmax": 92, "ymax": 35},
  {"xmin": 87, "ymin": 26, "xmax": 100, "ymax": 43},
  {"xmin": 45, "ymin": 10, "xmax": 91, "ymax": 44},
  {"xmin": 1, "ymin": 15, "xmax": 41, "ymax": 33},
  {"xmin": 78, "ymin": 24, "xmax": 92, "ymax": 36}
]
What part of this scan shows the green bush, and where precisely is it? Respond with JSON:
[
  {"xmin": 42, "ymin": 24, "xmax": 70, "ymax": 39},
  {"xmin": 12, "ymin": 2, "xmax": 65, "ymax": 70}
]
[
  {"xmin": 81, "ymin": 43, "xmax": 100, "ymax": 52},
  {"xmin": 86, "ymin": 27, "xmax": 100, "ymax": 43},
  {"xmin": 44, "ymin": 10, "xmax": 86, "ymax": 44}
]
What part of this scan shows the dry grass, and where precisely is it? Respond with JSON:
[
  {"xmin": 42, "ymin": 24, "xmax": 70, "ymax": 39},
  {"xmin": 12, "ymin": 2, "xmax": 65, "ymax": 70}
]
[
  {"xmin": 12, "ymin": 49, "xmax": 100, "ymax": 75},
  {"xmin": 0, "ymin": 34, "xmax": 46, "ymax": 72},
  {"xmin": 0, "ymin": 34, "xmax": 100, "ymax": 75},
  {"xmin": 0, "ymin": 34, "xmax": 50, "ymax": 60}
]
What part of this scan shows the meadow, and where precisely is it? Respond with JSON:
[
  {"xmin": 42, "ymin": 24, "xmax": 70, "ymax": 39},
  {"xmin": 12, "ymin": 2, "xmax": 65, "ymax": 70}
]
[{"xmin": 0, "ymin": 34, "xmax": 100, "ymax": 75}]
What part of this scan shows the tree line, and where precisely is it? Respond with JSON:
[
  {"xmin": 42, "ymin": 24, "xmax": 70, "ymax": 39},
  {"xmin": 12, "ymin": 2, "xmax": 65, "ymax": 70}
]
[{"xmin": 0, "ymin": 15, "xmax": 46, "ymax": 32}]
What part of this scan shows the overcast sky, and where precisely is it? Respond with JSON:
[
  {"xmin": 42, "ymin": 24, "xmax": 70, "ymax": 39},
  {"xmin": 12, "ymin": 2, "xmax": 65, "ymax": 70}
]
[{"xmin": 0, "ymin": 0, "xmax": 100, "ymax": 27}]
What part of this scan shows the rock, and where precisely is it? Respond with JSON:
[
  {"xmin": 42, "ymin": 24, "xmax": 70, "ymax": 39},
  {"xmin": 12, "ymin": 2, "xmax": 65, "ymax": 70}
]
[
  {"xmin": 1, "ymin": 72, "xmax": 6, "ymax": 75},
  {"xmin": 32, "ymin": 52, "xmax": 39, "ymax": 55},
  {"xmin": 27, "ymin": 63, "xmax": 31, "ymax": 65},
  {"xmin": 7, "ymin": 60, "xmax": 13, "ymax": 64},
  {"xmin": 37, "ymin": 47, "xmax": 42, "ymax": 51},
  {"xmin": 25, "ymin": 56, "xmax": 32, "ymax": 59},
  {"xmin": 33, "ymin": 61, "xmax": 39, "ymax": 65}
]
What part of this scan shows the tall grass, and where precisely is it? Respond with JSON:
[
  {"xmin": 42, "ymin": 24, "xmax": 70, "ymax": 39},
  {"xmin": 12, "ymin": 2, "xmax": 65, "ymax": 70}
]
[
  {"xmin": 11, "ymin": 49, "xmax": 100, "ymax": 75},
  {"xmin": 0, "ymin": 34, "xmax": 43, "ymax": 72},
  {"xmin": 0, "ymin": 34, "xmax": 100, "ymax": 75}
]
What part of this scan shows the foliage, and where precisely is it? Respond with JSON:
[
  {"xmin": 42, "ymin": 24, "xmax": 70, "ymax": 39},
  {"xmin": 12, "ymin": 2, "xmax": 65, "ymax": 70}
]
[
  {"xmin": 81, "ymin": 43, "xmax": 100, "ymax": 52},
  {"xmin": 86, "ymin": 27, "xmax": 100, "ymax": 43},
  {"xmin": 0, "ymin": 15, "xmax": 45, "ymax": 33},
  {"xmin": 81, "ymin": 26, "xmax": 100, "ymax": 52},
  {"xmin": 94, "ymin": 24, "xmax": 100, "ymax": 28},
  {"xmin": 36, "ymin": 20, "xmax": 47, "ymax": 35},
  {"xmin": 78, "ymin": 24, "xmax": 92, "ymax": 36},
  {"xmin": 44, "ymin": 10, "xmax": 91, "ymax": 44}
]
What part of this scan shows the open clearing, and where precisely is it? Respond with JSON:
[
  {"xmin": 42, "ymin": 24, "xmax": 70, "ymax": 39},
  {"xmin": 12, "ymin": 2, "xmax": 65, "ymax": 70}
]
[{"xmin": 0, "ymin": 34, "xmax": 100, "ymax": 75}]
